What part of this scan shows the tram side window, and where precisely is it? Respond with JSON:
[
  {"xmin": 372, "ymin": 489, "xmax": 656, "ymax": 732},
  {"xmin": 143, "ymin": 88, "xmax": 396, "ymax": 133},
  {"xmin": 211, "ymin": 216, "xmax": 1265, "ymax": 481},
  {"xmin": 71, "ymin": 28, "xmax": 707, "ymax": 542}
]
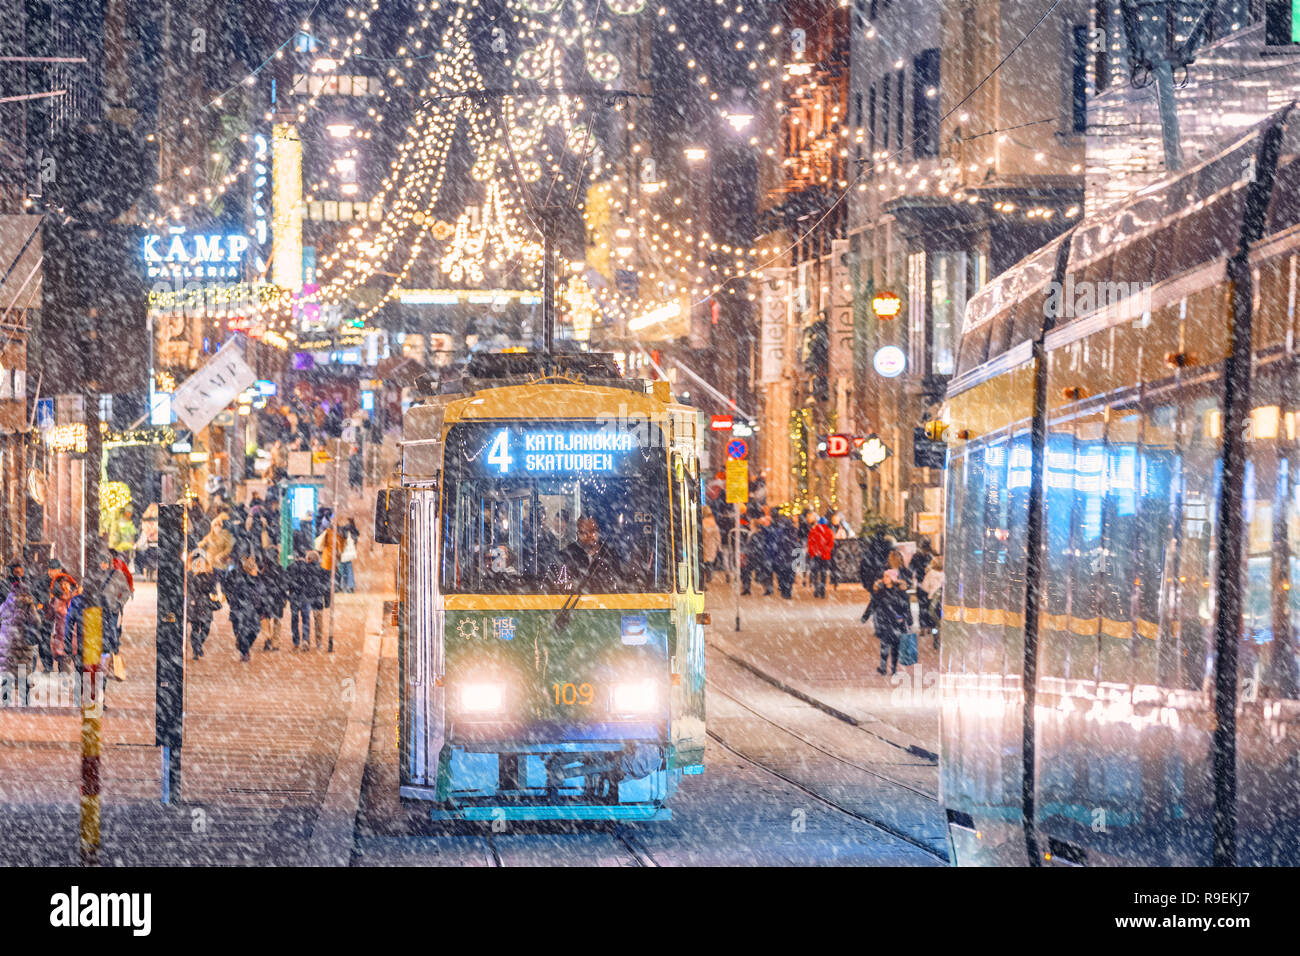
[
  {"xmin": 687, "ymin": 465, "xmax": 701, "ymax": 592},
  {"xmin": 1041, "ymin": 425, "xmax": 1076, "ymax": 680},
  {"xmin": 1137, "ymin": 401, "xmax": 1177, "ymax": 688},
  {"xmin": 957, "ymin": 443, "xmax": 986, "ymax": 670},
  {"xmin": 943, "ymin": 445, "xmax": 967, "ymax": 667},
  {"xmin": 1004, "ymin": 429, "xmax": 1032, "ymax": 667},
  {"xmin": 1100, "ymin": 409, "xmax": 1141, "ymax": 680},
  {"xmin": 981, "ymin": 437, "xmax": 1012, "ymax": 675},
  {"xmin": 1241, "ymin": 371, "xmax": 1300, "ymax": 700},
  {"xmin": 1071, "ymin": 417, "xmax": 1105, "ymax": 643},
  {"xmin": 1176, "ymin": 392, "xmax": 1221, "ymax": 693},
  {"xmin": 672, "ymin": 459, "xmax": 686, "ymax": 592}
]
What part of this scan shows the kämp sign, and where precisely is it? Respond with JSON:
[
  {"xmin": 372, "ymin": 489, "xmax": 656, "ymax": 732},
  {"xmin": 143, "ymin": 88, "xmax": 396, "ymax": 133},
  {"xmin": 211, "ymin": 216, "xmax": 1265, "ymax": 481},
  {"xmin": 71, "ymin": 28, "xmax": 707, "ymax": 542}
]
[{"xmin": 172, "ymin": 338, "xmax": 256, "ymax": 433}]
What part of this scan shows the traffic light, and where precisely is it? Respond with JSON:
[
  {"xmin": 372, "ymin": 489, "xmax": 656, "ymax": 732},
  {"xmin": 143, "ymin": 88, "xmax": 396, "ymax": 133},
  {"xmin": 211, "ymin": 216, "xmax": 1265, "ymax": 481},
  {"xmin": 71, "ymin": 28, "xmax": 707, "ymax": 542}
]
[
  {"xmin": 1266, "ymin": 1, "xmax": 1300, "ymax": 45},
  {"xmin": 923, "ymin": 419, "xmax": 949, "ymax": 442}
]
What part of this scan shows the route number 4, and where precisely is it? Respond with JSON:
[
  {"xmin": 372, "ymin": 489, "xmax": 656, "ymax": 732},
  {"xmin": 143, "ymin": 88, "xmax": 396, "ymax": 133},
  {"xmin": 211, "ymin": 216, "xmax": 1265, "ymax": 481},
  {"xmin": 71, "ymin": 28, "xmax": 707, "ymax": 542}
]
[{"xmin": 488, "ymin": 429, "xmax": 513, "ymax": 473}]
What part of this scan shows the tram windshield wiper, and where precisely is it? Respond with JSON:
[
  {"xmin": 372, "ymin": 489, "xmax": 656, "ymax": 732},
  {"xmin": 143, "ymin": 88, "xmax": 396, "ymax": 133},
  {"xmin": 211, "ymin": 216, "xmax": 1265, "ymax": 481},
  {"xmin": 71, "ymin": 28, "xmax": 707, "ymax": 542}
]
[{"xmin": 552, "ymin": 544, "xmax": 610, "ymax": 633}]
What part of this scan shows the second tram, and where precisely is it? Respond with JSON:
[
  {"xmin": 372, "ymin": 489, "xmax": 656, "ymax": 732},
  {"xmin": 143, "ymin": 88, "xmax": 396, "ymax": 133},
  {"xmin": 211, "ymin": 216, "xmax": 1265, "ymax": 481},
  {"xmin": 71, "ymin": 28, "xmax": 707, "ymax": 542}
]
[
  {"xmin": 377, "ymin": 352, "xmax": 706, "ymax": 821},
  {"xmin": 942, "ymin": 107, "xmax": 1300, "ymax": 865}
]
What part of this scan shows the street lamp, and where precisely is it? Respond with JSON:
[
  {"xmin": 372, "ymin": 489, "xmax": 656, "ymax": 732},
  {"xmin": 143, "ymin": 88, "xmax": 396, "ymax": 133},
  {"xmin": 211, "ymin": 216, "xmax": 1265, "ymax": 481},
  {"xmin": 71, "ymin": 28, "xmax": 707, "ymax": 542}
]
[
  {"xmin": 684, "ymin": 147, "xmax": 709, "ymax": 163},
  {"xmin": 723, "ymin": 111, "xmax": 754, "ymax": 133}
]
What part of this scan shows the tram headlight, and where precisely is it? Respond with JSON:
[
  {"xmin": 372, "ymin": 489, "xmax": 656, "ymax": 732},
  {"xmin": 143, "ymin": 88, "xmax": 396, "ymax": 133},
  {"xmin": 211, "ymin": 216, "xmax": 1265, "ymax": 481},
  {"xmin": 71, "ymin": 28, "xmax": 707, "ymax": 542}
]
[
  {"xmin": 611, "ymin": 680, "xmax": 656, "ymax": 715},
  {"xmin": 460, "ymin": 683, "xmax": 504, "ymax": 714}
]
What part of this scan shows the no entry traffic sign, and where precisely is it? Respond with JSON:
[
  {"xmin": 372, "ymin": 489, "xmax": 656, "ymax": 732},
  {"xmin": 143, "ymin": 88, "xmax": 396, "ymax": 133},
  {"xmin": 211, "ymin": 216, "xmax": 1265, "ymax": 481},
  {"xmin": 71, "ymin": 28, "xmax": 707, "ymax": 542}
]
[
  {"xmin": 727, "ymin": 438, "xmax": 748, "ymax": 460},
  {"xmin": 711, "ymin": 415, "xmax": 734, "ymax": 431}
]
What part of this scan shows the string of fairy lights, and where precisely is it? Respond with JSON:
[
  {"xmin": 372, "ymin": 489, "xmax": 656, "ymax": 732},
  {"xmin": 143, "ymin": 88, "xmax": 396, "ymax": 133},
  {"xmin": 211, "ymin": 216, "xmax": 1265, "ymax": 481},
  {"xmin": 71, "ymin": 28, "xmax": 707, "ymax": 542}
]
[{"xmin": 134, "ymin": 0, "xmax": 1085, "ymax": 348}]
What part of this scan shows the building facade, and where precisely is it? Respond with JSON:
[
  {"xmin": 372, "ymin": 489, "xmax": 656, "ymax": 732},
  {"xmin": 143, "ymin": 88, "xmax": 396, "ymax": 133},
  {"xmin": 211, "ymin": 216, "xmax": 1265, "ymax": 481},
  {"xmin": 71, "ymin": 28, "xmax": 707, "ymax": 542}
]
[{"xmin": 755, "ymin": 0, "xmax": 1088, "ymax": 535}]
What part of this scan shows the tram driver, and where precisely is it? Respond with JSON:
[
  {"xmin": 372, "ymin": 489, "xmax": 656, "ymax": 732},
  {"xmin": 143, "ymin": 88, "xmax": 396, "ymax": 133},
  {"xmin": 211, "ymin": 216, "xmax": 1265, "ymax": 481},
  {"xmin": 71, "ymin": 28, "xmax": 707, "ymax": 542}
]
[{"xmin": 557, "ymin": 515, "xmax": 624, "ymax": 590}]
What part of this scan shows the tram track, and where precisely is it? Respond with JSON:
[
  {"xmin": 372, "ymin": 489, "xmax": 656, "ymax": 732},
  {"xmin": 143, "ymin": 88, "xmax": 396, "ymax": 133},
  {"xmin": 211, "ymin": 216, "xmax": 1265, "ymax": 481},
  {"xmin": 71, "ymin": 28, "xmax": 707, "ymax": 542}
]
[
  {"xmin": 473, "ymin": 825, "xmax": 655, "ymax": 867},
  {"xmin": 706, "ymin": 639, "xmax": 939, "ymax": 762},
  {"xmin": 612, "ymin": 824, "xmax": 659, "ymax": 867},
  {"xmin": 704, "ymin": 726, "xmax": 948, "ymax": 863},
  {"xmin": 705, "ymin": 651, "xmax": 947, "ymax": 862},
  {"xmin": 706, "ymin": 667, "xmax": 939, "ymax": 802}
]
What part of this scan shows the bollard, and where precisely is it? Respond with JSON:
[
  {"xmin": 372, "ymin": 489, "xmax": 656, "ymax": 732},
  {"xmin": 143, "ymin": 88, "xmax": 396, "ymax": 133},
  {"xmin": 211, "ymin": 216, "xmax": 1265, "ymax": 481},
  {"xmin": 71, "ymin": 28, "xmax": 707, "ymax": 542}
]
[{"xmin": 80, "ymin": 605, "xmax": 102, "ymax": 865}]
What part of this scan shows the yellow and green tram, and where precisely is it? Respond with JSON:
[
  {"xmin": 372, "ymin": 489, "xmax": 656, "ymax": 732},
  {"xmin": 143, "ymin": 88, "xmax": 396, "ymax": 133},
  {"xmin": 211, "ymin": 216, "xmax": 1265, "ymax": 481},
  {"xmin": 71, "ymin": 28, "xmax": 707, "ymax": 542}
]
[{"xmin": 376, "ymin": 352, "xmax": 706, "ymax": 821}]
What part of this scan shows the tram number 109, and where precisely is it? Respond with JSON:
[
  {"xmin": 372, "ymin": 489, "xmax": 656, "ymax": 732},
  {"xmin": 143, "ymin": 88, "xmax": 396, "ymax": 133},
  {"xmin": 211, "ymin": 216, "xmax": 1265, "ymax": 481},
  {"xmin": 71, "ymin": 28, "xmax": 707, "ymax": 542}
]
[{"xmin": 553, "ymin": 682, "xmax": 594, "ymax": 706}]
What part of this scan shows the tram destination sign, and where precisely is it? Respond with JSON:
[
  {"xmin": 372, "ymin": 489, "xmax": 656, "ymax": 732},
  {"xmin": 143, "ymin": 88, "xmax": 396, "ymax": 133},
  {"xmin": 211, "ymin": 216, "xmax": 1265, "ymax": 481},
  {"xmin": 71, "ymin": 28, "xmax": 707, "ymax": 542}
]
[{"xmin": 453, "ymin": 421, "xmax": 660, "ymax": 478}]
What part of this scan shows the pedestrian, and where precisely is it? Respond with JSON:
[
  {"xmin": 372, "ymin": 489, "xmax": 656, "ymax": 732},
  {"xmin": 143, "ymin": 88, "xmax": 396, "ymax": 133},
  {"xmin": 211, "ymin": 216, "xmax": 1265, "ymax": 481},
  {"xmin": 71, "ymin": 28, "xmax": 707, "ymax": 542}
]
[
  {"xmin": 135, "ymin": 503, "xmax": 160, "ymax": 582},
  {"xmin": 909, "ymin": 537, "xmax": 934, "ymax": 582},
  {"xmin": 337, "ymin": 517, "xmax": 359, "ymax": 593},
  {"xmin": 315, "ymin": 513, "xmax": 338, "ymax": 576},
  {"xmin": 807, "ymin": 517, "xmax": 835, "ymax": 599},
  {"xmin": 64, "ymin": 551, "xmax": 131, "ymax": 679},
  {"xmin": 48, "ymin": 575, "xmax": 75, "ymax": 673},
  {"xmin": 224, "ymin": 556, "xmax": 264, "ymax": 662},
  {"xmin": 859, "ymin": 528, "xmax": 892, "ymax": 592},
  {"xmin": 701, "ymin": 508, "xmax": 721, "ymax": 585},
  {"xmin": 108, "ymin": 505, "xmax": 138, "ymax": 573},
  {"xmin": 1, "ymin": 559, "xmax": 26, "ymax": 605},
  {"xmin": 187, "ymin": 553, "xmax": 221, "ymax": 659},
  {"xmin": 0, "ymin": 575, "xmax": 38, "ymax": 704},
  {"xmin": 768, "ymin": 513, "xmax": 798, "ymax": 599},
  {"xmin": 862, "ymin": 551, "xmax": 913, "ymax": 677},
  {"xmin": 259, "ymin": 547, "xmax": 287, "ymax": 651},
  {"xmin": 920, "ymin": 556, "xmax": 945, "ymax": 649},
  {"xmin": 100, "ymin": 550, "xmax": 134, "ymax": 679},
  {"xmin": 199, "ymin": 511, "xmax": 236, "ymax": 572},
  {"xmin": 348, "ymin": 442, "xmax": 364, "ymax": 496},
  {"xmin": 38, "ymin": 560, "xmax": 77, "ymax": 673},
  {"xmin": 830, "ymin": 511, "xmax": 856, "ymax": 539},
  {"xmin": 741, "ymin": 510, "xmax": 772, "ymax": 596},
  {"xmin": 286, "ymin": 550, "xmax": 319, "ymax": 651},
  {"xmin": 311, "ymin": 547, "xmax": 332, "ymax": 647}
]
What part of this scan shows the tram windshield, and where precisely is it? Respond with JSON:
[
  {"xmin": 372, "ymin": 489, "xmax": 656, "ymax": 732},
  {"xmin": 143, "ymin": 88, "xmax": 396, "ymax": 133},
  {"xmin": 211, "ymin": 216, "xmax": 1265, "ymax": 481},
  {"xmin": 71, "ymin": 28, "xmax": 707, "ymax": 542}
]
[{"xmin": 440, "ymin": 420, "xmax": 670, "ymax": 594}]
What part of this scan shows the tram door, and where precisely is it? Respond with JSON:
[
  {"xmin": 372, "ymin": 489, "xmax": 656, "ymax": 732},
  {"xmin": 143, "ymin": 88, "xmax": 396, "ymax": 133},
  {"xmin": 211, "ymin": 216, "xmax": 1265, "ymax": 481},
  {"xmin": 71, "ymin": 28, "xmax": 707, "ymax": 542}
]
[{"xmin": 404, "ymin": 488, "xmax": 444, "ymax": 789}]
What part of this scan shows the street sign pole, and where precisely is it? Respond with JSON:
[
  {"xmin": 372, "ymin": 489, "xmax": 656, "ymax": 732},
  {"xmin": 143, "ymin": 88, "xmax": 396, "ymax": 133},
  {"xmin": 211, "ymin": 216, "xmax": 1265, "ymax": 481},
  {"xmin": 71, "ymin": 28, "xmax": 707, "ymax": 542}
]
[
  {"xmin": 328, "ymin": 437, "xmax": 340, "ymax": 653},
  {"xmin": 156, "ymin": 504, "xmax": 184, "ymax": 804},
  {"xmin": 734, "ymin": 502, "xmax": 741, "ymax": 633},
  {"xmin": 725, "ymin": 454, "xmax": 748, "ymax": 632}
]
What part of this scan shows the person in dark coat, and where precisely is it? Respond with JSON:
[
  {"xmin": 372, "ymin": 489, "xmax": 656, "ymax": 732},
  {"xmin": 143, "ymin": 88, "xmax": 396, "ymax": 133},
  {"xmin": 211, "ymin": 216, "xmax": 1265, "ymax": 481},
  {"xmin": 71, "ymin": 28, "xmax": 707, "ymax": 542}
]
[
  {"xmin": 910, "ymin": 538, "xmax": 936, "ymax": 633},
  {"xmin": 741, "ymin": 511, "xmax": 772, "ymax": 596},
  {"xmin": 258, "ymin": 547, "xmax": 287, "ymax": 651},
  {"xmin": 286, "ymin": 551, "xmax": 321, "ymax": 651},
  {"xmin": 187, "ymin": 553, "xmax": 222, "ymax": 659},
  {"xmin": 310, "ymin": 549, "xmax": 332, "ymax": 647},
  {"xmin": 223, "ymin": 557, "xmax": 263, "ymax": 662},
  {"xmin": 862, "ymin": 550, "xmax": 914, "ymax": 676},
  {"xmin": 859, "ymin": 529, "xmax": 893, "ymax": 591},
  {"xmin": 767, "ymin": 514, "xmax": 798, "ymax": 599}
]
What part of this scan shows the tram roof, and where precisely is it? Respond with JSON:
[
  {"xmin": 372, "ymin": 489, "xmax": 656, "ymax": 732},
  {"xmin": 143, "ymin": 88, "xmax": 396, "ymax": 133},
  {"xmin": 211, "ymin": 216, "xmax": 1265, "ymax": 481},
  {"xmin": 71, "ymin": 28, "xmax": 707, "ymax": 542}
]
[
  {"xmin": 952, "ymin": 104, "xmax": 1300, "ymax": 391},
  {"xmin": 439, "ymin": 380, "xmax": 677, "ymax": 424}
]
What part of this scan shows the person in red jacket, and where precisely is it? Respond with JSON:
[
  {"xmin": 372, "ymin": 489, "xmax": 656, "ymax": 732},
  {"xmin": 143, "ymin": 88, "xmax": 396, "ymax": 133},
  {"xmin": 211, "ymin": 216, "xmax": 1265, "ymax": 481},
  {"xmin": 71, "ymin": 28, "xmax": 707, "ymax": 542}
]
[{"xmin": 807, "ymin": 517, "xmax": 835, "ymax": 599}]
